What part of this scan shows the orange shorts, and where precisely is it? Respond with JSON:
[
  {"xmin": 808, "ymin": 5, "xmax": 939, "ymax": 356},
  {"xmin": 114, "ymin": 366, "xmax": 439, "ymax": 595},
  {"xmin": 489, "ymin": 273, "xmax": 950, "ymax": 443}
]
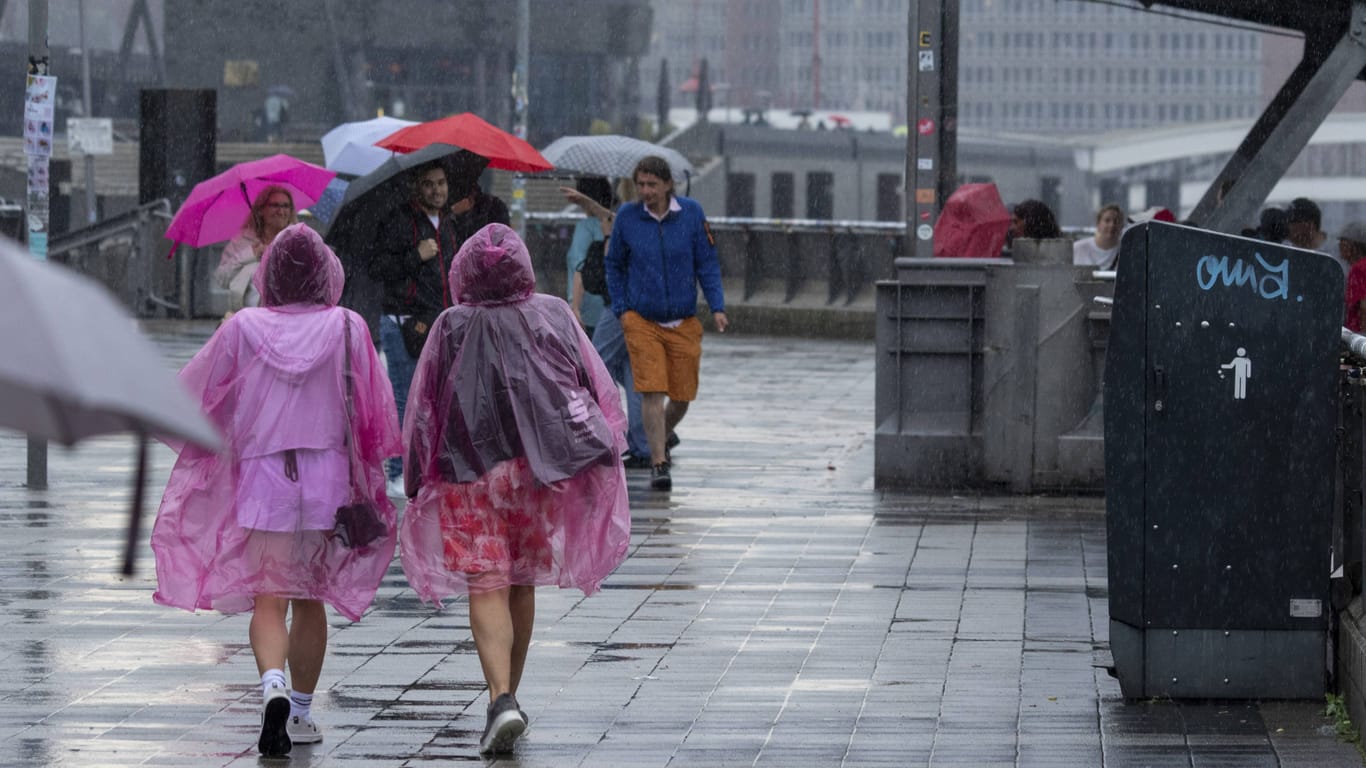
[{"xmin": 620, "ymin": 311, "xmax": 703, "ymax": 401}]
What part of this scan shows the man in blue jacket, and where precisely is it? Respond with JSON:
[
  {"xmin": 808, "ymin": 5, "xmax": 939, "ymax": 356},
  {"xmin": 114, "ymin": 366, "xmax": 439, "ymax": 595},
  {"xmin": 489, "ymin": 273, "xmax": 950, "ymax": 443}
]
[{"xmin": 605, "ymin": 155, "xmax": 728, "ymax": 491}]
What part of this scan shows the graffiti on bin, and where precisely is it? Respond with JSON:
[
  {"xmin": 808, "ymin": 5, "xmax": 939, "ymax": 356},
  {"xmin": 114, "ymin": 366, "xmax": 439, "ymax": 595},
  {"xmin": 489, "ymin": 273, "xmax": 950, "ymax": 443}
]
[{"xmin": 1195, "ymin": 252, "xmax": 1291, "ymax": 301}]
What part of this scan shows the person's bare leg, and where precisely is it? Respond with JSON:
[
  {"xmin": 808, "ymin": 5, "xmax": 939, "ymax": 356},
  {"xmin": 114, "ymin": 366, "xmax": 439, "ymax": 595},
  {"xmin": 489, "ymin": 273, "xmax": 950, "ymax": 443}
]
[
  {"xmin": 287, "ymin": 599, "xmax": 327, "ymax": 694},
  {"xmin": 641, "ymin": 392, "xmax": 668, "ymax": 464},
  {"xmin": 468, "ymin": 587, "xmax": 514, "ymax": 699},
  {"xmin": 250, "ymin": 595, "xmax": 289, "ymax": 674},
  {"xmin": 664, "ymin": 400, "xmax": 689, "ymax": 435},
  {"xmin": 508, "ymin": 586, "xmax": 535, "ymax": 696}
]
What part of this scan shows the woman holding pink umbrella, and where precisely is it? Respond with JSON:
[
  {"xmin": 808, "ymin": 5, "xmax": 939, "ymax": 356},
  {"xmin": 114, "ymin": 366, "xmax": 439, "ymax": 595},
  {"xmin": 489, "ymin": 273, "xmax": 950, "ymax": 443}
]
[
  {"xmin": 152, "ymin": 224, "xmax": 401, "ymax": 758},
  {"xmin": 213, "ymin": 185, "xmax": 297, "ymax": 312}
]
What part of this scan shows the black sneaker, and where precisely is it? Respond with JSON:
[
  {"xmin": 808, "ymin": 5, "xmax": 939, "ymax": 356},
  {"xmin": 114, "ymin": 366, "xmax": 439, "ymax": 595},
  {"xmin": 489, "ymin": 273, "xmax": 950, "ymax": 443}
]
[
  {"xmin": 258, "ymin": 684, "xmax": 292, "ymax": 758},
  {"xmin": 622, "ymin": 452, "xmax": 652, "ymax": 470},
  {"xmin": 650, "ymin": 462, "xmax": 672, "ymax": 491},
  {"xmin": 667, "ymin": 431, "xmax": 681, "ymax": 450},
  {"xmin": 479, "ymin": 693, "xmax": 527, "ymax": 755}
]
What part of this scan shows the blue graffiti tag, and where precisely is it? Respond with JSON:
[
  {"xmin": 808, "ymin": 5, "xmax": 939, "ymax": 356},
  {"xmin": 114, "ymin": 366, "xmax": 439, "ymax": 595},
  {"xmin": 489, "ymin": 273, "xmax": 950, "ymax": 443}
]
[{"xmin": 1195, "ymin": 252, "xmax": 1289, "ymax": 300}]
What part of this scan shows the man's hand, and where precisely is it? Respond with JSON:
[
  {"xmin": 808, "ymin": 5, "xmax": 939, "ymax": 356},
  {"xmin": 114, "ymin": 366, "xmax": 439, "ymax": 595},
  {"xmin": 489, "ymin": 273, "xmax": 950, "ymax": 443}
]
[
  {"xmin": 713, "ymin": 311, "xmax": 729, "ymax": 333},
  {"xmin": 417, "ymin": 238, "xmax": 438, "ymax": 261}
]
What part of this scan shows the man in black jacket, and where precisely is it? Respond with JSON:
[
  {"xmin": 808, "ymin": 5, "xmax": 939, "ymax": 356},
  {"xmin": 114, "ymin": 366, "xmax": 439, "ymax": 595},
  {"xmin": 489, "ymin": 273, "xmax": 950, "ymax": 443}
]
[{"xmin": 368, "ymin": 162, "xmax": 457, "ymax": 494}]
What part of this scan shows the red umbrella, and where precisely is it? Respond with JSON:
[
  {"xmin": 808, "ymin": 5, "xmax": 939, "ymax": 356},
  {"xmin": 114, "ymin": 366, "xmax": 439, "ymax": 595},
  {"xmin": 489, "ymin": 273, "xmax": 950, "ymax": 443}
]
[
  {"xmin": 828, "ymin": 114, "xmax": 852, "ymax": 127},
  {"xmin": 164, "ymin": 154, "xmax": 336, "ymax": 253},
  {"xmin": 932, "ymin": 183, "xmax": 1011, "ymax": 258},
  {"xmin": 374, "ymin": 112, "xmax": 553, "ymax": 172}
]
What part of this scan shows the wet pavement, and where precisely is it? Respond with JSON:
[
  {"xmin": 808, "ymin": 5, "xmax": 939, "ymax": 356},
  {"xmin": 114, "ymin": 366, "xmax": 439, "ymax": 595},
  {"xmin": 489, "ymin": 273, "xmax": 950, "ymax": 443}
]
[{"xmin": 0, "ymin": 319, "xmax": 1360, "ymax": 767}]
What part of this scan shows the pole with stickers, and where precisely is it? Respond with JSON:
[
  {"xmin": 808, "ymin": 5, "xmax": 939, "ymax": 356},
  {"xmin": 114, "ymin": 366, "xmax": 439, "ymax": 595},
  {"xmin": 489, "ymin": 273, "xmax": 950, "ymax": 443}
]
[
  {"xmin": 903, "ymin": 0, "xmax": 959, "ymax": 256},
  {"xmin": 24, "ymin": 0, "xmax": 51, "ymax": 488}
]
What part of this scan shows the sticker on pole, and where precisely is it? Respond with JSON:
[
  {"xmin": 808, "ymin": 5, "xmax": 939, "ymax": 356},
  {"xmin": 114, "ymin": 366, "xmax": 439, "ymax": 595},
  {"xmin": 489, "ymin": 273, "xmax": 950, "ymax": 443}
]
[
  {"xmin": 919, "ymin": 51, "xmax": 935, "ymax": 72},
  {"xmin": 917, "ymin": 158, "xmax": 933, "ymax": 170},
  {"xmin": 917, "ymin": 118, "xmax": 935, "ymax": 136},
  {"xmin": 916, "ymin": 224, "xmax": 933, "ymax": 241}
]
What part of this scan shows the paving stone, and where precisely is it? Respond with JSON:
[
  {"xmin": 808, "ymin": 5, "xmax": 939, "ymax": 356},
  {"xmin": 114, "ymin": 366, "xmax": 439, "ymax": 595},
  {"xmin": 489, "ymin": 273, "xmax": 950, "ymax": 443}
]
[{"xmin": 0, "ymin": 322, "xmax": 1359, "ymax": 765}]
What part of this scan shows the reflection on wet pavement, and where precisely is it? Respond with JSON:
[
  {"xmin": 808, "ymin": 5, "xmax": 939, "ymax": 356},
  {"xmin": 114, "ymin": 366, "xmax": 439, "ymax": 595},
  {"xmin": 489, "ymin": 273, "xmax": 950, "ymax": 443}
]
[{"xmin": 0, "ymin": 322, "xmax": 1356, "ymax": 765}]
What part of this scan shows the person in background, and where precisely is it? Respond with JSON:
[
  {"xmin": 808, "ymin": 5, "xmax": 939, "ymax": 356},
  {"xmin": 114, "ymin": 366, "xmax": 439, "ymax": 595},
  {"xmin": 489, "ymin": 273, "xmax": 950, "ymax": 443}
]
[
  {"xmin": 152, "ymin": 224, "xmax": 401, "ymax": 758},
  {"xmin": 214, "ymin": 185, "xmax": 297, "ymax": 314},
  {"xmin": 448, "ymin": 176, "xmax": 510, "ymax": 249},
  {"xmin": 560, "ymin": 179, "xmax": 653, "ymax": 470},
  {"xmin": 399, "ymin": 224, "xmax": 630, "ymax": 756},
  {"xmin": 1010, "ymin": 199, "xmax": 1062, "ymax": 241},
  {"xmin": 1340, "ymin": 222, "xmax": 1366, "ymax": 331},
  {"xmin": 563, "ymin": 176, "xmax": 613, "ymax": 338},
  {"xmin": 1287, "ymin": 197, "xmax": 1330, "ymax": 253},
  {"xmin": 1245, "ymin": 206, "xmax": 1289, "ymax": 245},
  {"xmin": 1072, "ymin": 204, "xmax": 1124, "ymax": 268},
  {"xmin": 605, "ymin": 156, "xmax": 727, "ymax": 491}
]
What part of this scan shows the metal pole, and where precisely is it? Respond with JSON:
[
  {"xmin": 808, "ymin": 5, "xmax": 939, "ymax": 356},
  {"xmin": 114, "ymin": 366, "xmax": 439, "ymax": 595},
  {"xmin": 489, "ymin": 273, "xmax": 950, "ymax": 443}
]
[
  {"xmin": 78, "ymin": 0, "xmax": 96, "ymax": 225},
  {"xmin": 26, "ymin": 0, "xmax": 49, "ymax": 490},
  {"xmin": 904, "ymin": 0, "xmax": 959, "ymax": 257},
  {"xmin": 510, "ymin": 0, "xmax": 529, "ymax": 235}
]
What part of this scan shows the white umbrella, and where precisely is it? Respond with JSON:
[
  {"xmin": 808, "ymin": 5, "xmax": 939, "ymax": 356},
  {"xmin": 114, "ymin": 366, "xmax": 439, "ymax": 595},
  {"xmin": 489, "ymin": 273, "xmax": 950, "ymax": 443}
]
[
  {"xmin": 321, "ymin": 116, "xmax": 418, "ymax": 177},
  {"xmin": 0, "ymin": 238, "xmax": 221, "ymax": 574},
  {"xmin": 540, "ymin": 135, "xmax": 694, "ymax": 185}
]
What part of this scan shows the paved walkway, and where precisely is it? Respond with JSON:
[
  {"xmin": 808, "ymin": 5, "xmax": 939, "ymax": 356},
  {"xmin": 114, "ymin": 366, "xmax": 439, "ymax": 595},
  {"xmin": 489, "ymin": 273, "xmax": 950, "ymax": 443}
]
[{"xmin": 0, "ymin": 320, "xmax": 1359, "ymax": 766}]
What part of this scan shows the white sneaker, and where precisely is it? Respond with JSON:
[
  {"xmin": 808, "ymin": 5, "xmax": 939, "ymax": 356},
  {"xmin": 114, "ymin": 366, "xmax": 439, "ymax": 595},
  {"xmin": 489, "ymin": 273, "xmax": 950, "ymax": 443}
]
[
  {"xmin": 258, "ymin": 684, "xmax": 292, "ymax": 757},
  {"xmin": 385, "ymin": 477, "xmax": 404, "ymax": 498},
  {"xmin": 287, "ymin": 715, "xmax": 323, "ymax": 744}
]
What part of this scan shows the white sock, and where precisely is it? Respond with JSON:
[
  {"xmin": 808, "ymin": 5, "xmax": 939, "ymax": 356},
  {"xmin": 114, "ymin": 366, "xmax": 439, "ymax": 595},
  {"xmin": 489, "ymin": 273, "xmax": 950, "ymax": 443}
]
[
  {"xmin": 289, "ymin": 690, "xmax": 313, "ymax": 720},
  {"xmin": 261, "ymin": 668, "xmax": 287, "ymax": 699}
]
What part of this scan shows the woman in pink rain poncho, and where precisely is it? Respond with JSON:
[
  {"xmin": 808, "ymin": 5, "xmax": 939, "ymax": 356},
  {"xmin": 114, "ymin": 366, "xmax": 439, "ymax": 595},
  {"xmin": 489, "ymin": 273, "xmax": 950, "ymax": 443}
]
[
  {"xmin": 151, "ymin": 223, "xmax": 400, "ymax": 758},
  {"xmin": 400, "ymin": 223, "xmax": 630, "ymax": 755}
]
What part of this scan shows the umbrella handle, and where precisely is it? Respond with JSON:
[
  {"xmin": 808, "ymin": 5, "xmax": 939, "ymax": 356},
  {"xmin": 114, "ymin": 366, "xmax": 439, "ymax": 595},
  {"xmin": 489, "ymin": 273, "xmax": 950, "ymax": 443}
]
[{"xmin": 121, "ymin": 432, "xmax": 148, "ymax": 577}]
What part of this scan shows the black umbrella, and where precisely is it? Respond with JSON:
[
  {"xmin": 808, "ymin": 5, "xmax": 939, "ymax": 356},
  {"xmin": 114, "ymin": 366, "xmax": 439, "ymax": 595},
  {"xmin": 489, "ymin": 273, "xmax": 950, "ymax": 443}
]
[{"xmin": 325, "ymin": 143, "xmax": 489, "ymax": 341}]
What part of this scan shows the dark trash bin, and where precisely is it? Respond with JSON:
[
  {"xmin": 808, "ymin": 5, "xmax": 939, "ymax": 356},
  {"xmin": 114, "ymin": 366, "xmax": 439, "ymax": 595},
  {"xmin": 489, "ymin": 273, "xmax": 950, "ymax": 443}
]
[{"xmin": 1104, "ymin": 222, "xmax": 1341, "ymax": 699}]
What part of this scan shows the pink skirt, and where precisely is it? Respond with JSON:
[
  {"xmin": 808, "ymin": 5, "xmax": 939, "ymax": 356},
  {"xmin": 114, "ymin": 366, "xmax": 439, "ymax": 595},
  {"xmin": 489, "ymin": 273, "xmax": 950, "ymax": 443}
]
[{"xmin": 235, "ymin": 448, "xmax": 349, "ymax": 532}]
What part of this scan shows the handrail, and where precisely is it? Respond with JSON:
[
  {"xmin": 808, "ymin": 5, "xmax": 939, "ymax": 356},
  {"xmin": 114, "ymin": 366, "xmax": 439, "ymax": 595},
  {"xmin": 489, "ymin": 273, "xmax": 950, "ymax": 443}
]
[
  {"xmin": 48, "ymin": 198, "xmax": 172, "ymax": 258},
  {"xmin": 524, "ymin": 210, "xmax": 906, "ymax": 231},
  {"xmin": 1342, "ymin": 328, "xmax": 1366, "ymax": 362}
]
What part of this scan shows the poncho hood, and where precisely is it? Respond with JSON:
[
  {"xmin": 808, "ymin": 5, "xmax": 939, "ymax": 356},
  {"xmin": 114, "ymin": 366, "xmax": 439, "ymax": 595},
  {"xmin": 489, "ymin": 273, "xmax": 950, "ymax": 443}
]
[
  {"xmin": 450, "ymin": 223, "xmax": 536, "ymax": 306},
  {"xmin": 253, "ymin": 223, "xmax": 344, "ymax": 308}
]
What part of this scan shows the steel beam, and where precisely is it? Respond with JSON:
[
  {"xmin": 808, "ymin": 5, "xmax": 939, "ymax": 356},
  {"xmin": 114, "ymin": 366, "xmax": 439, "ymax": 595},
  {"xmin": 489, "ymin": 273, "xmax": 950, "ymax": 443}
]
[{"xmin": 1191, "ymin": 0, "xmax": 1366, "ymax": 233}]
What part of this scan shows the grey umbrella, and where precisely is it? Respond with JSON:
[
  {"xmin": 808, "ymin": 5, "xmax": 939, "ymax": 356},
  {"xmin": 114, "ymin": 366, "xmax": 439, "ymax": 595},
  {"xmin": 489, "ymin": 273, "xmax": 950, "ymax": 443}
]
[
  {"xmin": 0, "ymin": 237, "xmax": 221, "ymax": 574},
  {"xmin": 540, "ymin": 135, "xmax": 694, "ymax": 188}
]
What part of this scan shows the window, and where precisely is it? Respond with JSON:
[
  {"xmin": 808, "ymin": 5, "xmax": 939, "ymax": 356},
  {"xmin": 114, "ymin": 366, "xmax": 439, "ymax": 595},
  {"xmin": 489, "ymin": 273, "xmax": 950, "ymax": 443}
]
[
  {"xmin": 726, "ymin": 173, "xmax": 756, "ymax": 218},
  {"xmin": 876, "ymin": 174, "xmax": 902, "ymax": 222},
  {"xmin": 771, "ymin": 173, "xmax": 795, "ymax": 218},
  {"xmin": 806, "ymin": 172, "xmax": 834, "ymax": 220}
]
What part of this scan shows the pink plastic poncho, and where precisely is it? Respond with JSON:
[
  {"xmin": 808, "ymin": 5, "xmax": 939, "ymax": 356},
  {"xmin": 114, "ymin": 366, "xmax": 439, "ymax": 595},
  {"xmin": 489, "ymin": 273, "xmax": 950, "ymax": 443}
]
[
  {"xmin": 152, "ymin": 224, "xmax": 402, "ymax": 621},
  {"xmin": 400, "ymin": 223, "xmax": 630, "ymax": 605}
]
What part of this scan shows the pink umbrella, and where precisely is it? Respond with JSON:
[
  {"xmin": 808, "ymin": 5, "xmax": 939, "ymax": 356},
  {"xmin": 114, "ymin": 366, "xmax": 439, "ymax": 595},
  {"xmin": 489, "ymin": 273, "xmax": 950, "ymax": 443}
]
[
  {"xmin": 164, "ymin": 154, "xmax": 337, "ymax": 254},
  {"xmin": 933, "ymin": 183, "xmax": 1011, "ymax": 258}
]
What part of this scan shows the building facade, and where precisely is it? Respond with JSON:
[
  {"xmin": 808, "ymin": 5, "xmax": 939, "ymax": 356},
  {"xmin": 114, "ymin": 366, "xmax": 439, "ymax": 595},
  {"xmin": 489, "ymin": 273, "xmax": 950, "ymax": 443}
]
[{"xmin": 640, "ymin": 0, "xmax": 1267, "ymax": 137}]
